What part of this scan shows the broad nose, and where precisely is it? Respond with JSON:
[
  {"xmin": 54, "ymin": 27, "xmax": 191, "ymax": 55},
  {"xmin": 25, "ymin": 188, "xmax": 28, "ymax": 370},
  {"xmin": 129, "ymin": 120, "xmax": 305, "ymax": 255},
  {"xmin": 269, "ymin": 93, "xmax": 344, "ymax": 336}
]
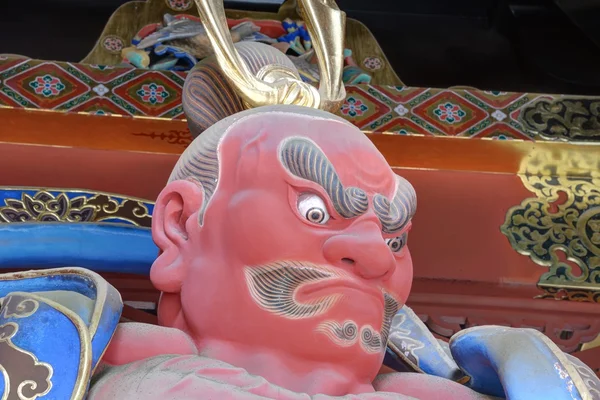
[{"xmin": 323, "ymin": 221, "xmax": 396, "ymax": 280}]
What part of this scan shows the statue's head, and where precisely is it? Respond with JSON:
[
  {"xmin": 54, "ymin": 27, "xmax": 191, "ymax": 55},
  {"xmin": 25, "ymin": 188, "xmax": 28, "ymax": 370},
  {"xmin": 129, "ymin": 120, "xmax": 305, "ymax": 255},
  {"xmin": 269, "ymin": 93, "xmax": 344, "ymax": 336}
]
[{"xmin": 151, "ymin": 105, "xmax": 416, "ymax": 377}]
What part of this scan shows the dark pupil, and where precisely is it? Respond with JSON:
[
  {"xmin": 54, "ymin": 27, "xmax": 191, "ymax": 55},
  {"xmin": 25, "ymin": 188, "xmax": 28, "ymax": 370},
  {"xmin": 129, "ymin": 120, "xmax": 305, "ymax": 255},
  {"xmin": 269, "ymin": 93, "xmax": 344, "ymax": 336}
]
[
  {"xmin": 307, "ymin": 208, "xmax": 324, "ymax": 222},
  {"xmin": 390, "ymin": 238, "xmax": 402, "ymax": 251}
]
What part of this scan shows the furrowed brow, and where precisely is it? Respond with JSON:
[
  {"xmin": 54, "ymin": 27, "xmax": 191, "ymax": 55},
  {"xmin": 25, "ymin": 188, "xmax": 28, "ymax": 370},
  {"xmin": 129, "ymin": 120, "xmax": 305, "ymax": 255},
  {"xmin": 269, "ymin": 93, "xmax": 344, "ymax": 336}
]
[
  {"xmin": 373, "ymin": 176, "xmax": 417, "ymax": 234},
  {"xmin": 279, "ymin": 137, "xmax": 368, "ymax": 218}
]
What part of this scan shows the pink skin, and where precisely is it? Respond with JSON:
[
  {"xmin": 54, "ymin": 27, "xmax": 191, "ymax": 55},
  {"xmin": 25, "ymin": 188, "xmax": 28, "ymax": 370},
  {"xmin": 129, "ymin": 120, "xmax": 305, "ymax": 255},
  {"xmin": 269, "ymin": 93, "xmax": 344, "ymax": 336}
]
[{"xmin": 98, "ymin": 110, "xmax": 492, "ymax": 399}]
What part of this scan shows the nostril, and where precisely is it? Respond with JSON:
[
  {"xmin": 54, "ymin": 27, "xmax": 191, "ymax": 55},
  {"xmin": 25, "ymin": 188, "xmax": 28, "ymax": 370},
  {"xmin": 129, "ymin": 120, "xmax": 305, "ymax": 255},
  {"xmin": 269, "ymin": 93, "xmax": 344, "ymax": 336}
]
[{"xmin": 341, "ymin": 258, "xmax": 355, "ymax": 265}]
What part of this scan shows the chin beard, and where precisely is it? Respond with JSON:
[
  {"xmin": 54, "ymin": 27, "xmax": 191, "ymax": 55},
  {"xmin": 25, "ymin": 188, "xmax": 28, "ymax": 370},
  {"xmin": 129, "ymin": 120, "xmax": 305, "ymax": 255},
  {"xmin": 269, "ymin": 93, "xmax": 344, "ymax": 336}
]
[
  {"xmin": 316, "ymin": 294, "xmax": 400, "ymax": 353},
  {"xmin": 381, "ymin": 293, "xmax": 400, "ymax": 345},
  {"xmin": 316, "ymin": 320, "xmax": 359, "ymax": 347},
  {"xmin": 360, "ymin": 326, "xmax": 383, "ymax": 354}
]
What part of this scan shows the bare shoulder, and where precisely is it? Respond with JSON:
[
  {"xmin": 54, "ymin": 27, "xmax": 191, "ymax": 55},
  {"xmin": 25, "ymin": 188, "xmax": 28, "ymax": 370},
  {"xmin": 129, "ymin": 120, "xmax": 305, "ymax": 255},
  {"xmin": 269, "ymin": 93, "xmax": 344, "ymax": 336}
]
[
  {"xmin": 102, "ymin": 322, "xmax": 198, "ymax": 366},
  {"xmin": 373, "ymin": 372, "xmax": 499, "ymax": 400}
]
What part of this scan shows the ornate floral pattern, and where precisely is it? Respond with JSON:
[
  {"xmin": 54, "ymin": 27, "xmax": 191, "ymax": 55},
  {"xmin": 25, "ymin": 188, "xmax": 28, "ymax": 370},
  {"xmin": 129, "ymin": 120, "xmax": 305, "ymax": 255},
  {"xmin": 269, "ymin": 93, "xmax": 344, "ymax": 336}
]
[
  {"xmin": 165, "ymin": 0, "xmax": 193, "ymax": 11},
  {"xmin": 92, "ymin": 84, "xmax": 109, "ymax": 96},
  {"xmin": 394, "ymin": 104, "xmax": 409, "ymax": 117},
  {"xmin": 70, "ymin": 97, "xmax": 127, "ymax": 116},
  {"xmin": 102, "ymin": 36, "xmax": 125, "ymax": 54},
  {"xmin": 111, "ymin": 71, "xmax": 182, "ymax": 117},
  {"xmin": 520, "ymin": 98, "xmax": 600, "ymax": 142},
  {"xmin": 434, "ymin": 102, "xmax": 466, "ymax": 124},
  {"xmin": 0, "ymin": 192, "xmax": 95, "ymax": 223},
  {"xmin": 484, "ymin": 91, "xmax": 508, "ymax": 96},
  {"xmin": 3, "ymin": 62, "xmax": 89, "ymax": 109},
  {"xmin": 0, "ymin": 56, "xmax": 597, "ymax": 141},
  {"xmin": 501, "ymin": 148, "xmax": 600, "ymax": 302},
  {"xmin": 491, "ymin": 110, "xmax": 507, "ymax": 121},
  {"xmin": 472, "ymin": 123, "xmax": 532, "ymax": 140},
  {"xmin": 89, "ymin": 65, "xmax": 114, "ymax": 71},
  {"xmin": 490, "ymin": 134, "xmax": 511, "ymax": 140},
  {"xmin": 341, "ymin": 97, "xmax": 368, "ymax": 118},
  {"xmin": 28, "ymin": 75, "xmax": 65, "ymax": 97},
  {"xmin": 136, "ymin": 82, "xmax": 170, "ymax": 104},
  {"xmin": 0, "ymin": 321, "xmax": 53, "ymax": 398},
  {"xmin": 363, "ymin": 57, "xmax": 383, "ymax": 71},
  {"xmin": 0, "ymin": 190, "xmax": 152, "ymax": 227},
  {"xmin": 2, "ymin": 295, "xmax": 39, "ymax": 319}
]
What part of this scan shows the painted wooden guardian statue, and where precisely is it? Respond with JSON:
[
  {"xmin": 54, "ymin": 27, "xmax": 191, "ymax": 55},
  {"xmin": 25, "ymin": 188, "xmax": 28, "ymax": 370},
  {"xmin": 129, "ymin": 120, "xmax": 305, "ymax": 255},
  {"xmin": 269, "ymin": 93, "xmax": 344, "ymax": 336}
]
[{"xmin": 0, "ymin": 0, "xmax": 598, "ymax": 399}]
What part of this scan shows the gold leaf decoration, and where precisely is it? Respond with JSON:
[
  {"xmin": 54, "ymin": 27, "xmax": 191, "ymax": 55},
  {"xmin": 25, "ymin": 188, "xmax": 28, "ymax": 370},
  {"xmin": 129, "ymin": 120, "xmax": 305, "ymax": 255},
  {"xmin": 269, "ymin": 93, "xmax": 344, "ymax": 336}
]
[
  {"xmin": 0, "ymin": 189, "xmax": 153, "ymax": 228},
  {"xmin": 521, "ymin": 97, "xmax": 600, "ymax": 142},
  {"xmin": 501, "ymin": 148, "xmax": 600, "ymax": 302}
]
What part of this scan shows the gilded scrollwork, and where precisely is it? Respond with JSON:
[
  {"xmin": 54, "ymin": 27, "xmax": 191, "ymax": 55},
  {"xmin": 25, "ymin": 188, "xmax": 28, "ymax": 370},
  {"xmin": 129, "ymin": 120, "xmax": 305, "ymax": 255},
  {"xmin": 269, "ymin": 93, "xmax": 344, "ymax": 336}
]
[
  {"xmin": 1, "ymin": 295, "xmax": 39, "ymax": 319},
  {"xmin": 0, "ymin": 322, "xmax": 53, "ymax": 400},
  {"xmin": 537, "ymin": 287, "xmax": 600, "ymax": 302},
  {"xmin": 501, "ymin": 148, "xmax": 600, "ymax": 301},
  {"xmin": 0, "ymin": 190, "xmax": 153, "ymax": 228},
  {"xmin": 520, "ymin": 97, "xmax": 600, "ymax": 142}
]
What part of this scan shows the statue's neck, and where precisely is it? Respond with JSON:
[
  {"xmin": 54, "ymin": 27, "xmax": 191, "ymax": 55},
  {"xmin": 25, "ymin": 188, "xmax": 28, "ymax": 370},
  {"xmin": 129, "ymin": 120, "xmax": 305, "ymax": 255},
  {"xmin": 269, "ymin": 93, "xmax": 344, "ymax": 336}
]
[
  {"xmin": 196, "ymin": 338, "xmax": 377, "ymax": 396},
  {"xmin": 157, "ymin": 294, "xmax": 378, "ymax": 395}
]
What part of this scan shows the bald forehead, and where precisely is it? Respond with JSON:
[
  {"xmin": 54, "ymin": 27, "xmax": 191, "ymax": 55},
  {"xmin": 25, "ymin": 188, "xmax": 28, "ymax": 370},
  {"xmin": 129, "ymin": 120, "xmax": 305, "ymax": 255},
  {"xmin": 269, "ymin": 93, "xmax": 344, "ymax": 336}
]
[
  {"xmin": 222, "ymin": 109, "xmax": 396, "ymax": 196},
  {"xmin": 214, "ymin": 108, "xmax": 416, "ymax": 232},
  {"xmin": 307, "ymin": 134, "xmax": 396, "ymax": 195}
]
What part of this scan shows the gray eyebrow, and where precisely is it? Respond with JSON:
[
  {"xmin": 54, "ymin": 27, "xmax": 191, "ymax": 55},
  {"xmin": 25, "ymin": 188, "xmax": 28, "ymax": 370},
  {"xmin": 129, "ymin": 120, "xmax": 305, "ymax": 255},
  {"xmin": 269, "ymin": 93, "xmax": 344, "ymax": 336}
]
[
  {"xmin": 279, "ymin": 137, "xmax": 368, "ymax": 218},
  {"xmin": 373, "ymin": 176, "xmax": 417, "ymax": 234}
]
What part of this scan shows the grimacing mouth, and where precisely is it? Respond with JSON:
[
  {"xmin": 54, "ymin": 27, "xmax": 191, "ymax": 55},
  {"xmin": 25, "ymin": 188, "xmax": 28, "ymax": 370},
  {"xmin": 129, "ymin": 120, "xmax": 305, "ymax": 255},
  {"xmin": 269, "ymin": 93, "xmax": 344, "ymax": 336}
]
[
  {"xmin": 298, "ymin": 278, "xmax": 386, "ymax": 309},
  {"xmin": 243, "ymin": 261, "xmax": 396, "ymax": 320}
]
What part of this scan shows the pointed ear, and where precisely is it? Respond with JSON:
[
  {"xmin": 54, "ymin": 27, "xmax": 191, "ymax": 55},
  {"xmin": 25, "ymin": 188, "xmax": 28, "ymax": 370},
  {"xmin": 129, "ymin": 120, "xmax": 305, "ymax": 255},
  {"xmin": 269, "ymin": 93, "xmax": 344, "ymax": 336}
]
[{"xmin": 150, "ymin": 179, "xmax": 204, "ymax": 293}]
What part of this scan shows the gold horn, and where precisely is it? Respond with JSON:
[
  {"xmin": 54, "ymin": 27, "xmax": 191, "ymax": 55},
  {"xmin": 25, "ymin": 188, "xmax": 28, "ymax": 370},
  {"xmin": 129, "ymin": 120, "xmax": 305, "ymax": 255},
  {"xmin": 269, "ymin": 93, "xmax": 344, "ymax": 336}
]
[
  {"xmin": 192, "ymin": 0, "xmax": 345, "ymax": 113},
  {"xmin": 297, "ymin": 0, "xmax": 346, "ymax": 111}
]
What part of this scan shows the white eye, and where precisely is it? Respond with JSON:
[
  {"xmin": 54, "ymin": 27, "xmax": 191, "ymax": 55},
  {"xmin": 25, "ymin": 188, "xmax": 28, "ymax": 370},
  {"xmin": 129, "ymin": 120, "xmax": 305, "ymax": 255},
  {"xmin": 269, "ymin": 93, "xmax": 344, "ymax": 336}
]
[
  {"xmin": 297, "ymin": 194, "xmax": 330, "ymax": 224},
  {"xmin": 386, "ymin": 233, "xmax": 407, "ymax": 253}
]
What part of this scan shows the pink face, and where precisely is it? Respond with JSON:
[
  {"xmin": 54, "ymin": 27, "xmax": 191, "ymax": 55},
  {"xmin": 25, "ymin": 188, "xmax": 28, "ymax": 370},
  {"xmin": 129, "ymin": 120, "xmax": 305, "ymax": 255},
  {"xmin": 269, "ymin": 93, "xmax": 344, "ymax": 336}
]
[{"xmin": 153, "ymin": 111, "xmax": 416, "ymax": 378}]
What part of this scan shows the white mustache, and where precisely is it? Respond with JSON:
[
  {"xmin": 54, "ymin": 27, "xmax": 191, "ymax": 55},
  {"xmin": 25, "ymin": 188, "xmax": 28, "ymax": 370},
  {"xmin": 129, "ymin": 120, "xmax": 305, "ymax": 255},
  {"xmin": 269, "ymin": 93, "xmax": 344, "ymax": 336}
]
[
  {"xmin": 244, "ymin": 261, "xmax": 342, "ymax": 319},
  {"xmin": 244, "ymin": 261, "xmax": 400, "ymax": 346}
]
